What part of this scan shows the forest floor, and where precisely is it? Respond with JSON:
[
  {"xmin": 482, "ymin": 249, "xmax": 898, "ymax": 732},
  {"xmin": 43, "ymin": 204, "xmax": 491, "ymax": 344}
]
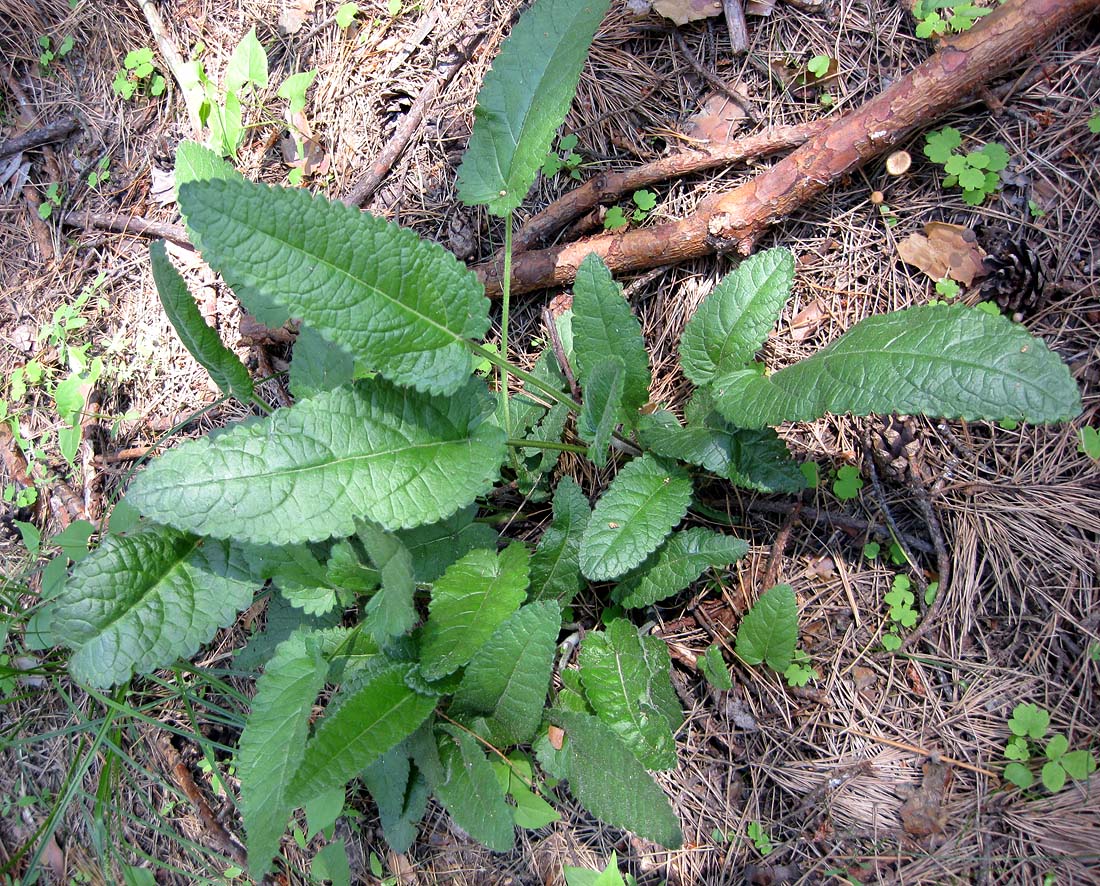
[{"xmin": 1, "ymin": 0, "xmax": 1098, "ymax": 883}]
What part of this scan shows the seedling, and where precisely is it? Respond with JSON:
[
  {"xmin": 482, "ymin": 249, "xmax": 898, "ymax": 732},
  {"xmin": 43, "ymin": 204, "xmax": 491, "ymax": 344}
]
[
  {"xmin": 38, "ymin": 34, "xmax": 74, "ymax": 70},
  {"xmin": 1002, "ymin": 703, "xmax": 1097, "ymax": 791},
  {"xmin": 542, "ymin": 133, "xmax": 584, "ymax": 180},
  {"xmin": 1078, "ymin": 426, "xmax": 1100, "ymax": 460},
  {"xmin": 912, "ymin": 0, "xmax": 993, "ymax": 37},
  {"xmin": 604, "ymin": 190, "xmax": 657, "ymax": 229},
  {"xmin": 924, "ymin": 126, "xmax": 1009, "ymax": 205},
  {"xmin": 87, "ymin": 156, "xmax": 111, "ymax": 189},
  {"xmin": 747, "ymin": 821, "xmax": 773, "ymax": 856},
  {"xmin": 833, "ymin": 464, "xmax": 864, "ymax": 500},
  {"xmin": 37, "ymin": 182, "xmax": 62, "ymax": 220},
  {"xmin": 113, "ymin": 47, "xmax": 166, "ymax": 100}
]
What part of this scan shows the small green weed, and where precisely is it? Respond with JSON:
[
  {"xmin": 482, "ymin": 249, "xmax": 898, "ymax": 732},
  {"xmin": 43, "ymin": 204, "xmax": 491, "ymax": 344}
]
[
  {"xmin": 1002, "ymin": 703, "xmax": 1097, "ymax": 791},
  {"xmin": 604, "ymin": 190, "xmax": 657, "ymax": 229},
  {"xmin": 924, "ymin": 126, "xmax": 1009, "ymax": 205},
  {"xmin": 747, "ymin": 821, "xmax": 773, "ymax": 856},
  {"xmin": 1078, "ymin": 426, "xmax": 1100, "ymax": 460},
  {"xmin": 542, "ymin": 133, "xmax": 584, "ymax": 180},
  {"xmin": 38, "ymin": 33, "xmax": 74, "ymax": 70},
  {"xmin": 832, "ymin": 464, "xmax": 864, "ymax": 500},
  {"xmin": 113, "ymin": 47, "xmax": 166, "ymax": 100},
  {"xmin": 912, "ymin": 0, "xmax": 993, "ymax": 37}
]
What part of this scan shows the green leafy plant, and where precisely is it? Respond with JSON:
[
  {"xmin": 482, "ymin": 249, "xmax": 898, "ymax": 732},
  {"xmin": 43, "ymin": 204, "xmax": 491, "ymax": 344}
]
[
  {"xmin": 542, "ymin": 133, "xmax": 584, "ymax": 180},
  {"xmin": 38, "ymin": 33, "xmax": 74, "ymax": 70},
  {"xmin": 912, "ymin": 0, "xmax": 993, "ymax": 37},
  {"xmin": 923, "ymin": 126, "xmax": 1009, "ymax": 205},
  {"xmin": 112, "ymin": 47, "xmax": 166, "ymax": 100},
  {"xmin": 604, "ymin": 190, "xmax": 658, "ymax": 229},
  {"xmin": 747, "ymin": 821, "xmax": 773, "ymax": 856},
  {"xmin": 35, "ymin": 0, "xmax": 1082, "ymax": 875},
  {"xmin": 1002, "ymin": 703, "xmax": 1097, "ymax": 791}
]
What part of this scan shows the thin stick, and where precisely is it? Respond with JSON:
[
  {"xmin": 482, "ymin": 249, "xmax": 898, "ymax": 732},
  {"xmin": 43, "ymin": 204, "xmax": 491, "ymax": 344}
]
[
  {"xmin": 61, "ymin": 209, "xmax": 192, "ymax": 248},
  {"xmin": 343, "ymin": 31, "xmax": 484, "ymax": 208},
  {"xmin": 542, "ymin": 307, "xmax": 581, "ymax": 401},
  {"xmin": 0, "ymin": 116, "xmax": 79, "ymax": 160}
]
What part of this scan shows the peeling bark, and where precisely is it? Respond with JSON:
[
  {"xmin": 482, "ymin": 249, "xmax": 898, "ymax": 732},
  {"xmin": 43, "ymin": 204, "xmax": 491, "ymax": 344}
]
[{"xmin": 477, "ymin": 0, "xmax": 1099, "ymax": 296}]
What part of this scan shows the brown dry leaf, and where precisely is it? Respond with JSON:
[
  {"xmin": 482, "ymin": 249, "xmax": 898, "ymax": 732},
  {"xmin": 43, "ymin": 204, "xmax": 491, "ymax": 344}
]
[
  {"xmin": 896, "ymin": 222, "xmax": 988, "ymax": 286},
  {"xmin": 652, "ymin": 0, "xmax": 724, "ymax": 25},
  {"xmin": 899, "ymin": 760, "xmax": 952, "ymax": 838},
  {"xmin": 789, "ymin": 298, "xmax": 827, "ymax": 341},
  {"xmin": 279, "ymin": 0, "xmax": 318, "ymax": 34},
  {"xmin": 685, "ymin": 91, "xmax": 748, "ymax": 143}
]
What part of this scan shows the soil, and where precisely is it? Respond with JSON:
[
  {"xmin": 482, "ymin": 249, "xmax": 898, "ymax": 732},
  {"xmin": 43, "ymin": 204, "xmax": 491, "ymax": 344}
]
[{"xmin": 1, "ymin": 0, "xmax": 1098, "ymax": 884}]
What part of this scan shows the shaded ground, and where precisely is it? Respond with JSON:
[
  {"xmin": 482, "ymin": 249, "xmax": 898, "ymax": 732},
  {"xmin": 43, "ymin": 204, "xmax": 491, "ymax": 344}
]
[{"xmin": 1, "ymin": 0, "xmax": 1098, "ymax": 883}]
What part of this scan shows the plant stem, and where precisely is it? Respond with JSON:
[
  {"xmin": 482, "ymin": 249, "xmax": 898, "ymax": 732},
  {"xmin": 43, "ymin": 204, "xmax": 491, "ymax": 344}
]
[
  {"xmin": 468, "ymin": 342, "xmax": 581, "ymax": 413},
  {"xmin": 505, "ymin": 438, "xmax": 588, "ymax": 454},
  {"xmin": 499, "ymin": 213, "xmax": 514, "ymax": 439}
]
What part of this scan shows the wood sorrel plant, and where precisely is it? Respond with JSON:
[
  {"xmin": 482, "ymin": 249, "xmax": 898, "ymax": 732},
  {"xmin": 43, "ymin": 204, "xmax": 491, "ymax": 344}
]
[{"xmin": 42, "ymin": 0, "xmax": 1080, "ymax": 876}]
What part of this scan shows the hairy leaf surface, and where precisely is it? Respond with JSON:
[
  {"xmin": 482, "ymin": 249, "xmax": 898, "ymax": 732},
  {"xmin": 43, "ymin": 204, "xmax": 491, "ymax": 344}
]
[
  {"xmin": 528, "ymin": 476, "xmax": 591, "ymax": 604},
  {"xmin": 420, "ymin": 543, "xmax": 529, "ymax": 679},
  {"xmin": 572, "ymin": 254, "xmax": 651, "ymax": 422},
  {"xmin": 550, "ymin": 710, "xmax": 682, "ymax": 848},
  {"xmin": 578, "ymin": 355, "xmax": 624, "ymax": 468},
  {"xmin": 361, "ymin": 748, "xmax": 429, "ymax": 854},
  {"xmin": 289, "ymin": 663, "xmax": 437, "ymax": 805},
  {"xmin": 735, "ymin": 584, "xmax": 798, "ymax": 672},
  {"xmin": 238, "ymin": 630, "xmax": 327, "ymax": 879},
  {"xmin": 613, "ymin": 528, "xmax": 748, "ymax": 609},
  {"xmin": 433, "ymin": 727, "xmax": 515, "ymax": 851},
  {"xmin": 456, "ymin": 0, "xmax": 611, "ymax": 215},
  {"xmin": 452, "ymin": 601, "xmax": 561, "ymax": 745},
  {"xmin": 358, "ymin": 523, "xmax": 416, "ymax": 644},
  {"xmin": 150, "ymin": 240, "xmax": 254, "ymax": 402},
  {"xmin": 578, "ymin": 619, "xmax": 680, "ymax": 770},
  {"xmin": 710, "ymin": 304, "xmax": 1082, "ymax": 427},
  {"xmin": 679, "ymin": 248, "xmax": 794, "ymax": 384},
  {"xmin": 580, "ymin": 455, "xmax": 693, "ymax": 581},
  {"xmin": 178, "ymin": 174, "xmax": 489, "ymax": 394},
  {"xmin": 50, "ymin": 525, "xmax": 256, "ymax": 687},
  {"xmin": 127, "ymin": 378, "xmax": 506, "ymax": 544}
]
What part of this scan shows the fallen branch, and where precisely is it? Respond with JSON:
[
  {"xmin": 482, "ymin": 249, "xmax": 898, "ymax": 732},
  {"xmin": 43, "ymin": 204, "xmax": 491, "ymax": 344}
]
[
  {"xmin": 0, "ymin": 116, "xmax": 79, "ymax": 161},
  {"xmin": 512, "ymin": 120, "xmax": 826, "ymax": 252},
  {"xmin": 476, "ymin": 0, "xmax": 1099, "ymax": 296}
]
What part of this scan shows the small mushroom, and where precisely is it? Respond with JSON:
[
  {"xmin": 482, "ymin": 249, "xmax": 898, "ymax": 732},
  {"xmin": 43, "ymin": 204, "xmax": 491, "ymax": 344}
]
[{"xmin": 886, "ymin": 150, "xmax": 912, "ymax": 176}]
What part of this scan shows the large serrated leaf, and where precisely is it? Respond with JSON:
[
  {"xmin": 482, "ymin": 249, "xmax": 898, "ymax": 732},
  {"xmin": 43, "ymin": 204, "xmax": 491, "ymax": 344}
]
[
  {"xmin": 710, "ymin": 304, "xmax": 1082, "ymax": 428},
  {"xmin": 679, "ymin": 248, "xmax": 794, "ymax": 384},
  {"xmin": 150, "ymin": 240, "xmax": 254, "ymax": 403},
  {"xmin": 288, "ymin": 662, "xmax": 437, "ymax": 806},
  {"xmin": 238, "ymin": 630, "xmax": 327, "ymax": 879},
  {"xmin": 433, "ymin": 727, "xmax": 515, "ymax": 851},
  {"xmin": 735, "ymin": 584, "xmax": 798, "ymax": 672},
  {"xmin": 578, "ymin": 355, "xmax": 624, "ymax": 468},
  {"xmin": 50, "ymin": 525, "xmax": 257, "ymax": 687},
  {"xmin": 127, "ymin": 378, "xmax": 506, "ymax": 545},
  {"xmin": 357, "ymin": 523, "xmax": 416, "ymax": 644},
  {"xmin": 528, "ymin": 477, "xmax": 591, "ymax": 604},
  {"xmin": 177, "ymin": 172, "xmax": 489, "ymax": 395},
  {"xmin": 550, "ymin": 710, "xmax": 682, "ymax": 848},
  {"xmin": 456, "ymin": 0, "xmax": 611, "ymax": 215},
  {"xmin": 580, "ymin": 454, "xmax": 693, "ymax": 581},
  {"xmin": 420, "ymin": 543, "xmax": 529, "ymax": 680},
  {"xmin": 578, "ymin": 619, "xmax": 680, "ymax": 770},
  {"xmin": 451, "ymin": 601, "xmax": 561, "ymax": 745},
  {"xmin": 613, "ymin": 528, "xmax": 748, "ymax": 609},
  {"xmin": 572, "ymin": 254, "xmax": 651, "ymax": 422}
]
